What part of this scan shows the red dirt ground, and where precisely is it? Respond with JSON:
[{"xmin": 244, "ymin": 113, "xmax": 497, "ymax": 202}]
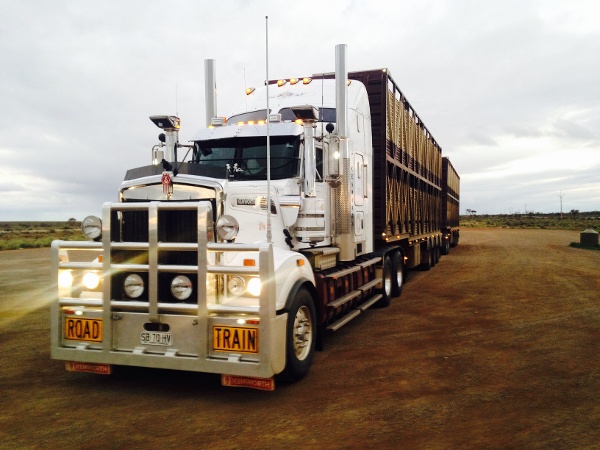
[{"xmin": 1, "ymin": 228, "xmax": 599, "ymax": 448}]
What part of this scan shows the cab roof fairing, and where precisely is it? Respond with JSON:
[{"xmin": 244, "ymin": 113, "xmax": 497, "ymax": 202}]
[
  {"xmin": 226, "ymin": 78, "xmax": 368, "ymax": 123},
  {"xmin": 191, "ymin": 121, "xmax": 303, "ymax": 142}
]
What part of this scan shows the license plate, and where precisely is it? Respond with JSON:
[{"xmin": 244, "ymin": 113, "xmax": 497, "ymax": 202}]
[
  {"xmin": 64, "ymin": 318, "xmax": 103, "ymax": 342},
  {"xmin": 140, "ymin": 331, "xmax": 173, "ymax": 346},
  {"xmin": 213, "ymin": 326, "xmax": 258, "ymax": 353}
]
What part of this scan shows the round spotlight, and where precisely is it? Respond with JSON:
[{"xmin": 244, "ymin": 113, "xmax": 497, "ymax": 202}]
[
  {"xmin": 124, "ymin": 274, "xmax": 144, "ymax": 299},
  {"xmin": 81, "ymin": 216, "xmax": 102, "ymax": 240},
  {"xmin": 227, "ymin": 276, "xmax": 245, "ymax": 297},
  {"xmin": 171, "ymin": 275, "xmax": 193, "ymax": 301},
  {"xmin": 216, "ymin": 215, "xmax": 239, "ymax": 241}
]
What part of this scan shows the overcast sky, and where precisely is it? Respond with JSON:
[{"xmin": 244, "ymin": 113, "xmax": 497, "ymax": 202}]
[{"xmin": 1, "ymin": 0, "xmax": 599, "ymax": 220}]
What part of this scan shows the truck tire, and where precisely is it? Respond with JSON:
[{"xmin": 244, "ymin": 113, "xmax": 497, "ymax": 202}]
[
  {"xmin": 281, "ymin": 287, "xmax": 316, "ymax": 382},
  {"xmin": 377, "ymin": 256, "xmax": 394, "ymax": 307},
  {"xmin": 391, "ymin": 251, "xmax": 404, "ymax": 298}
]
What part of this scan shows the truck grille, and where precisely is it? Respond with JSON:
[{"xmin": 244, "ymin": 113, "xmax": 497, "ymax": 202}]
[{"xmin": 109, "ymin": 203, "xmax": 211, "ymax": 304}]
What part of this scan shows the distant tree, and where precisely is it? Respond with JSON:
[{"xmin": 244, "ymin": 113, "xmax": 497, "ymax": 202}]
[
  {"xmin": 570, "ymin": 209, "xmax": 580, "ymax": 218},
  {"xmin": 466, "ymin": 209, "xmax": 477, "ymax": 216},
  {"xmin": 67, "ymin": 218, "xmax": 77, "ymax": 227}
]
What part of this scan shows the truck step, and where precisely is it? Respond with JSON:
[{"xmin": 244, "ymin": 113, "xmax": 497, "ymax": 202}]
[
  {"xmin": 358, "ymin": 278, "xmax": 381, "ymax": 292},
  {"xmin": 327, "ymin": 289, "xmax": 362, "ymax": 309},
  {"xmin": 325, "ymin": 293, "xmax": 383, "ymax": 331},
  {"xmin": 325, "ymin": 265, "xmax": 361, "ymax": 279},
  {"xmin": 358, "ymin": 293, "xmax": 382, "ymax": 311},
  {"xmin": 326, "ymin": 309, "xmax": 361, "ymax": 331},
  {"xmin": 326, "ymin": 276, "xmax": 382, "ymax": 309}
]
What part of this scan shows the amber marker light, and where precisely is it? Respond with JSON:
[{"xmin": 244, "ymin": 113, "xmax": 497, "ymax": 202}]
[
  {"xmin": 243, "ymin": 259, "xmax": 256, "ymax": 267},
  {"xmin": 302, "ymin": 77, "xmax": 312, "ymax": 84},
  {"xmin": 297, "ymin": 259, "xmax": 305, "ymax": 266},
  {"xmin": 277, "ymin": 79, "xmax": 287, "ymax": 87},
  {"xmin": 246, "ymin": 87, "xmax": 255, "ymax": 95},
  {"xmin": 289, "ymin": 78, "xmax": 299, "ymax": 85}
]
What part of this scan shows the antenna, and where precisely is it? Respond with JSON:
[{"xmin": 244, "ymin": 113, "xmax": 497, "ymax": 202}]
[
  {"xmin": 244, "ymin": 68, "xmax": 248, "ymax": 110},
  {"xmin": 557, "ymin": 191, "xmax": 565, "ymax": 219},
  {"xmin": 265, "ymin": 16, "xmax": 272, "ymax": 243}
]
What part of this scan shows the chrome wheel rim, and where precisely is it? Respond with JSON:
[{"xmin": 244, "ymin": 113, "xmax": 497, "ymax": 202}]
[{"xmin": 293, "ymin": 305, "xmax": 312, "ymax": 361}]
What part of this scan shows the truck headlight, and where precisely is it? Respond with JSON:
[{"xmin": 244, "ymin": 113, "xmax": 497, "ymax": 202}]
[
  {"xmin": 247, "ymin": 277, "xmax": 261, "ymax": 297},
  {"xmin": 171, "ymin": 275, "xmax": 193, "ymax": 301},
  {"xmin": 216, "ymin": 215, "xmax": 239, "ymax": 241},
  {"xmin": 82, "ymin": 216, "xmax": 102, "ymax": 240},
  {"xmin": 82, "ymin": 272, "xmax": 101, "ymax": 290},
  {"xmin": 124, "ymin": 274, "xmax": 144, "ymax": 299},
  {"xmin": 58, "ymin": 270, "xmax": 73, "ymax": 289}
]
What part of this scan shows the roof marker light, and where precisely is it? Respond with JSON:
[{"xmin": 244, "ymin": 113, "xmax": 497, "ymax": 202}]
[
  {"xmin": 246, "ymin": 87, "xmax": 255, "ymax": 95},
  {"xmin": 302, "ymin": 77, "xmax": 312, "ymax": 85},
  {"xmin": 290, "ymin": 78, "xmax": 299, "ymax": 85},
  {"xmin": 277, "ymin": 79, "xmax": 287, "ymax": 87}
]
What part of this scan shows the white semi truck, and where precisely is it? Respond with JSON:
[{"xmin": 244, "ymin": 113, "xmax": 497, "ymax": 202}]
[{"xmin": 51, "ymin": 45, "xmax": 459, "ymax": 389}]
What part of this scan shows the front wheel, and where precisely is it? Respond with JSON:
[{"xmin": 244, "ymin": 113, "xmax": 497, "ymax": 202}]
[{"xmin": 281, "ymin": 288, "xmax": 316, "ymax": 382}]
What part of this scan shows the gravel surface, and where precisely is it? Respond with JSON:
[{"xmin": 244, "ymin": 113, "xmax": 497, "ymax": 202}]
[{"xmin": 1, "ymin": 228, "xmax": 599, "ymax": 449}]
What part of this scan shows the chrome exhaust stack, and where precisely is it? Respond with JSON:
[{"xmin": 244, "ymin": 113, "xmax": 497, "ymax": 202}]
[{"xmin": 204, "ymin": 59, "xmax": 217, "ymax": 127}]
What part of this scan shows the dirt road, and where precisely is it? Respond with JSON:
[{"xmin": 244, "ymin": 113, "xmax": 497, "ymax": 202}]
[{"xmin": 1, "ymin": 229, "xmax": 599, "ymax": 449}]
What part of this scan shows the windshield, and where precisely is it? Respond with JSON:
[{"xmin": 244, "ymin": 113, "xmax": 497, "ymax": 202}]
[{"xmin": 192, "ymin": 135, "xmax": 301, "ymax": 180}]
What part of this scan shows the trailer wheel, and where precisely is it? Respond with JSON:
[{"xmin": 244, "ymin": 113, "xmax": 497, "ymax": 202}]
[
  {"xmin": 377, "ymin": 256, "xmax": 394, "ymax": 307},
  {"xmin": 442, "ymin": 238, "xmax": 450, "ymax": 255},
  {"xmin": 391, "ymin": 251, "xmax": 404, "ymax": 298},
  {"xmin": 421, "ymin": 247, "xmax": 433, "ymax": 271},
  {"xmin": 281, "ymin": 288, "xmax": 316, "ymax": 382}
]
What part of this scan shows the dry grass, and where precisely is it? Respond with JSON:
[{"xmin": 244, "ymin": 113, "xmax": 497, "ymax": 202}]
[{"xmin": 0, "ymin": 222, "xmax": 85, "ymax": 251}]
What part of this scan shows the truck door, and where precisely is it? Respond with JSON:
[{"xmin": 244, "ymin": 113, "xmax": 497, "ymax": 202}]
[{"xmin": 354, "ymin": 153, "xmax": 365, "ymax": 240}]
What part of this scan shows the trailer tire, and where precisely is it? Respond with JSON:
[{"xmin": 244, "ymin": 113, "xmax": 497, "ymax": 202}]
[
  {"xmin": 442, "ymin": 238, "xmax": 450, "ymax": 255},
  {"xmin": 391, "ymin": 251, "xmax": 404, "ymax": 298},
  {"xmin": 377, "ymin": 256, "xmax": 394, "ymax": 307},
  {"xmin": 281, "ymin": 287, "xmax": 316, "ymax": 382},
  {"xmin": 422, "ymin": 248, "xmax": 433, "ymax": 271}
]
